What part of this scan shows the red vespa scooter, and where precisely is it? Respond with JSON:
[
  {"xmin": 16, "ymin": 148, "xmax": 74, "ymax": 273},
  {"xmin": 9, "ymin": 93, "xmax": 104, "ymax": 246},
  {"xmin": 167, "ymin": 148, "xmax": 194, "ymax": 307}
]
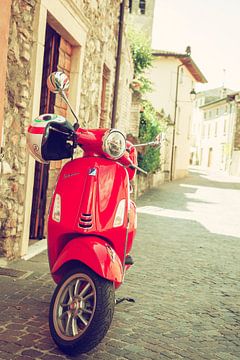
[{"xmin": 27, "ymin": 72, "xmax": 159, "ymax": 355}]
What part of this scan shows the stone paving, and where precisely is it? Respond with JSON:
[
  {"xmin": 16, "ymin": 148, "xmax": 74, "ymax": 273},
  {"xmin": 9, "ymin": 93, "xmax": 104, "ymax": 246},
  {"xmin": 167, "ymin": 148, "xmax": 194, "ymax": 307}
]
[{"xmin": 0, "ymin": 169, "xmax": 239, "ymax": 360}]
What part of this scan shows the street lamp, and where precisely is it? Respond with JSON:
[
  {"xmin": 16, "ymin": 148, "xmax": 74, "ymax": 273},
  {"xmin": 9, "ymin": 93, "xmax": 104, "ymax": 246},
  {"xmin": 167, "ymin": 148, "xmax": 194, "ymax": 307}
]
[{"xmin": 190, "ymin": 88, "xmax": 196, "ymax": 101}]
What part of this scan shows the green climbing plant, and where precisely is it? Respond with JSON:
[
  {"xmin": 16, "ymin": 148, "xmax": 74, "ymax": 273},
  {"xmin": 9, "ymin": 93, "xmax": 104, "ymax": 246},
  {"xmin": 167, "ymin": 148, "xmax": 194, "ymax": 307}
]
[
  {"xmin": 127, "ymin": 29, "xmax": 169, "ymax": 173},
  {"xmin": 138, "ymin": 101, "xmax": 167, "ymax": 173},
  {"xmin": 128, "ymin": 29, "xmax": 153, "ymax": 95}
]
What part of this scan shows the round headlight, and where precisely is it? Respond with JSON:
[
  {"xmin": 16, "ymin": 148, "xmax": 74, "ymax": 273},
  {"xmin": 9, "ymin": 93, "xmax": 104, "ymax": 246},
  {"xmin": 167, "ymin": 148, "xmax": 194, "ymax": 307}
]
[{"xmin": 103, "ymin": 130, "xmax": 126, "ymax": 159}]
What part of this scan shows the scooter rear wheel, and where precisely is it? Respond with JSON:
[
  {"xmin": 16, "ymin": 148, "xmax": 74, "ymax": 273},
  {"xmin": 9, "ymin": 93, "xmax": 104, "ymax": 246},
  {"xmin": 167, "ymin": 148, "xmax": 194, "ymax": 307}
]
[{"xmin": 49, "ymin": 265, "xmax": 115, "ymax": 355}]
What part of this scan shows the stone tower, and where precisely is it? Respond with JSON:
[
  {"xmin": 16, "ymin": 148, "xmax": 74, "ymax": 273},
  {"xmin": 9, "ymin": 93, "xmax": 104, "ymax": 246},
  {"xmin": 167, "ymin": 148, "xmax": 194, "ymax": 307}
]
[{"xmin": 128, "ymin": 0, "xmax": 156, "ymax": 43}]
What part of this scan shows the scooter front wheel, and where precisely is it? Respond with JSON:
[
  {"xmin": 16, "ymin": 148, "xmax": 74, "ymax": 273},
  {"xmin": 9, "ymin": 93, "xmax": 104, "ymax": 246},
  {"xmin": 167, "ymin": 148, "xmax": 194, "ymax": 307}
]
[{"xmin": 49, "ymin": 265, "xmax": 115, "ymax": 355}]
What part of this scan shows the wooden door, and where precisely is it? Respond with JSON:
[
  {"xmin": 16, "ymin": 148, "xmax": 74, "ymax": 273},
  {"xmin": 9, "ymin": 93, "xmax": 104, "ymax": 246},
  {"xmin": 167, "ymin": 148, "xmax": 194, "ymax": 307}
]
[{"xmin": 29, "ymin": 24, "xmax": 60, "ymax": 239}]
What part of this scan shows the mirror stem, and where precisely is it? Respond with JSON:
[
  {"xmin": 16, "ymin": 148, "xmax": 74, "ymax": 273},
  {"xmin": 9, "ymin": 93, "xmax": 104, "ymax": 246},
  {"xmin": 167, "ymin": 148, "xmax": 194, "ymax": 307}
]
[
  {"xmin": 134, "ymin": 141, "xmax": 159, "ymax": 147},
  {"xmin": 60, "ymin": 90, "xmax": 80, "ymax": 127}
]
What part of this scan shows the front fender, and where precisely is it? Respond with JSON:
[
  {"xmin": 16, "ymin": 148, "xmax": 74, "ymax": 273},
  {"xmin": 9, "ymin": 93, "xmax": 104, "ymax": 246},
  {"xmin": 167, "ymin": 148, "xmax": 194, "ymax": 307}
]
[{"xmin": 51, "ymin": 236, "xmax": 123, "ymax": 286}]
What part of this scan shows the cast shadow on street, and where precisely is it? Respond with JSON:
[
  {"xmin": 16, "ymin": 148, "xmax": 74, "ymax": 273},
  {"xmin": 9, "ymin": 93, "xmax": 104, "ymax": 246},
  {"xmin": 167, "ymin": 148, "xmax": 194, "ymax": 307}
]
[{"xmin": 137, "ymin": 169, "xmax": 240, "ymax": 212}]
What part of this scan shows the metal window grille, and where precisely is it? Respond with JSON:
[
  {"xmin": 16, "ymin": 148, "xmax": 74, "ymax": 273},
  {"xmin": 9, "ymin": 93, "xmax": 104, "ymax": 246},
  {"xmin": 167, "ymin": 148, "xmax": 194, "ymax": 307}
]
[
  {"xmin": 129, "ymin": 0, "xmax": 132, "ymax": 13},
  {"xmin": 139, "ymin": 0, "xmax": 146, "ymax": 14}
]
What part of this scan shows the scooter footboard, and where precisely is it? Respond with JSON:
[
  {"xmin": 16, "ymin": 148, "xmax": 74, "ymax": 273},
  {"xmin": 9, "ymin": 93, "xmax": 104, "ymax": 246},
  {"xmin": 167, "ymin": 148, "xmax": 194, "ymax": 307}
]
[{"xmin": 51, "ymin": 236, "xmax": 123, "ymax": 287}]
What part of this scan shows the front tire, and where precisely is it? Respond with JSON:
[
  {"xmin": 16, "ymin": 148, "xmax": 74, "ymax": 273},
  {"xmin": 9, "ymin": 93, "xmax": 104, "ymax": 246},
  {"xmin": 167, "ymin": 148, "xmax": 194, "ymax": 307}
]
[{"xmin": 49, "ymin": 265, "xmax": 115, "ymax": 355}]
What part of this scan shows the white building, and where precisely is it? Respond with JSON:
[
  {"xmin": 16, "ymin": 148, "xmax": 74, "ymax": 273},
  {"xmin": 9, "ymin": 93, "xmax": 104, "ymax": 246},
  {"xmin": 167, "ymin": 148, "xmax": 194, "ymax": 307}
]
[
  {"xmin": 191, "ymin": 87, "xmax": 240, "ymax": 175},
  {"xmin": 146, "ymin": 49, "xmax": 207, "ymax": 180}
]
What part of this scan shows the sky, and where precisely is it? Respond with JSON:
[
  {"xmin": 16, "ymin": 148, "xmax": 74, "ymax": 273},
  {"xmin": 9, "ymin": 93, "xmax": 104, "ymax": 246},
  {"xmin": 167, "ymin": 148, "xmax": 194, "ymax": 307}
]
[{"xmin": 152, "ymin": 0, "xmax": 240, "ymax": 92}]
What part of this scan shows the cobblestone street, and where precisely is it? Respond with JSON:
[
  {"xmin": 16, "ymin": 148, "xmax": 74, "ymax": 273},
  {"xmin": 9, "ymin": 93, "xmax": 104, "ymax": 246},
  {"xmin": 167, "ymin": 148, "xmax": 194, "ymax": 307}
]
[{"xmin": 0, "ymin": 169, "xmax": 239, "ymax": 360}]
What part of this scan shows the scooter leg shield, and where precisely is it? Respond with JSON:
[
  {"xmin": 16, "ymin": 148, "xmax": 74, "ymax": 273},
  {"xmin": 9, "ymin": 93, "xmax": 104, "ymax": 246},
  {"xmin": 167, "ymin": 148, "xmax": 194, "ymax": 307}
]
[{"xmin": 51, "ymin": 236, "xmax": 123, "ymax": 286}]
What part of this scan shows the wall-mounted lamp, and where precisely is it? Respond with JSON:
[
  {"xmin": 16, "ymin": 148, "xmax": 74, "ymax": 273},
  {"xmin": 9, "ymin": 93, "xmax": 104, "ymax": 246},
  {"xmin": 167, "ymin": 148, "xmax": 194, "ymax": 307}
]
[{"xmin": 190, "ymin": 88, "xmax": 196, "ymax": 101}]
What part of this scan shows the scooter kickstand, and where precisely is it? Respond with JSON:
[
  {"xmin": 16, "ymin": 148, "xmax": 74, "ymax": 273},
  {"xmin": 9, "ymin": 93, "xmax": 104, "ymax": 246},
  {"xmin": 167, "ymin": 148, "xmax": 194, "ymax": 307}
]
[{"xmin": 115, "ymin": 297, "xmax": 136, "ymax": 305}]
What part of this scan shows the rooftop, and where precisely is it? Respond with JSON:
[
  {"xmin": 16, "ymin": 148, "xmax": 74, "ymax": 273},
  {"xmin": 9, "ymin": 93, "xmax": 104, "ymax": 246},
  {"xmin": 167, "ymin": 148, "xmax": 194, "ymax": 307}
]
[
  {"xmin": 152, "ymin": 50, "xmax": 207, "ymax": 84},
  {"xmin": 198, "ymin": 88, "xmax": 240, "ymax": 108}
]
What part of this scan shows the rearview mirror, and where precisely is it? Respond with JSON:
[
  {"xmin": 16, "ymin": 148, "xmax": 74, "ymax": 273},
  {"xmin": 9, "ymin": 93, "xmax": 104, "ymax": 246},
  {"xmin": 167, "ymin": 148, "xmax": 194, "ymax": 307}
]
[
  {"xmin": 46, "ymin": 71, "xmax": 80, "ymax": 128},
  {"xmin": 47, "ymin": 72, "xmax": 69, "ymax": 94}
]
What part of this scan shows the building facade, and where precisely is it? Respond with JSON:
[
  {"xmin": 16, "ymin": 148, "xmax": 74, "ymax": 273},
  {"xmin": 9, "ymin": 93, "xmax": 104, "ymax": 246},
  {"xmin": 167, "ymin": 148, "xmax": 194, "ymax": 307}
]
[
  {"xmin": 128, "ymin": 0, "xmax": 155, "ymax": 42},
  {"xmin": 199, "ymin": 98, "xmax": 235, "ymax": 171},
  {"xmin": 146, "ymin": 50, "xmax": 207, "ymax": 180},
  {"xmin": 191, "ymin": 88, "xmax": 240, "ymax": 176},
  {"xmin": 0, "ymin": 0, "xmax": 134, "ymax": 261}
]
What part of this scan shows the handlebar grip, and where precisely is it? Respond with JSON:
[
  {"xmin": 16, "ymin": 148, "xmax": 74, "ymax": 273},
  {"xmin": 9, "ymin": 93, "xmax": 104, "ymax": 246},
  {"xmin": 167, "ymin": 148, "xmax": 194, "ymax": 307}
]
[{"xmin": 130, "ymin": 164, "xmax": 148, "ymax": 175}]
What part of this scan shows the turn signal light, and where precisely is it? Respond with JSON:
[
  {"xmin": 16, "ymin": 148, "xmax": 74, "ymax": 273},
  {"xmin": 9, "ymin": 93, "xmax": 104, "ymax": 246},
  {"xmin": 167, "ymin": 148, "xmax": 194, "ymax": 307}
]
[
  {"xmin": 52, "ymin": 194, "xmax": 61, "ymax": 222},
  {"xmin": 113, "ymin": 199, "xmax": 126, "ymax": 227}
]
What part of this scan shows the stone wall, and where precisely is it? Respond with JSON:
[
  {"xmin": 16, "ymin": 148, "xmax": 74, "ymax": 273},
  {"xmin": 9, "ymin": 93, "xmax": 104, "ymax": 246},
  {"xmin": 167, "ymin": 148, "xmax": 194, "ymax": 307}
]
[
  {"xmin": 131, "ymin": 171, "xmax": 165, "ymax": 200},
  {"xmin": 0, "ymin": 0, "xmax": 11, "ymax": 147},
  {"xmin": 128, "ymin": 0, "xmax": 155, "ymax": 43},
  {"xmin": 0, "ymin": 0, "xmax": 36, "ymax": 259},
  {"xmin": 78, "ymin": 0, "xmax": 121, "ymax": 128},
  {"xmin": 115, "ymin": 35, "xmax": 134, "ymax": 134},
  {"xmin": 0, "ymin": 0, "xmax": 136, "ymax": 260}
]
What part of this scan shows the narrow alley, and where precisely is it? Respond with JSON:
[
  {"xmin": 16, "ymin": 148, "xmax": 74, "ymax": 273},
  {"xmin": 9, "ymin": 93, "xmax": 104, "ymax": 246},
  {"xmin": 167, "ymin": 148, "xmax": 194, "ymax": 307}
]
[{"xmin": 0, "ymin": 169, "xmax": 239, "ymax": 360}]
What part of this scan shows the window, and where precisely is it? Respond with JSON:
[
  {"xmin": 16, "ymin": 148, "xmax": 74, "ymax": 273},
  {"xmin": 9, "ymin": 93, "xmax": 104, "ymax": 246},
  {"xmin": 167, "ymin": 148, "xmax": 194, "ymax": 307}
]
[
  {"xmin": 221, "ymin": 145, "xmax": 225, "ymax": 163},
  {"xmin": 139, "ymin": 0, "xmax": 146, "ymax": 14},
  {"xmin": 223, "ymin": 118, "xmax": 227, "ymax": 135},
  {"xmin": 208, "ymin": 147, "xmax": 213, "ymax": 167},
  {"xmin": 208, "ymin": 123, "xmax": 211, "ymax": 138},
  {"xmin": 216, "ymin": 108, "xmax": 219, "ymax": 117},
  {"xmin": 214, "ymin": 122, "xmax": 218, "ymax": 137},
  {"xmin": 129, "ymin": 0, "xmax": 132, "ymax": 13},
  {"xmin": 200, "ymin": 148, "xmax": 203, "ymax": 165},
  {"xmin": 204, "ymin": 124, "xmax": 208, "ymax": 138}
]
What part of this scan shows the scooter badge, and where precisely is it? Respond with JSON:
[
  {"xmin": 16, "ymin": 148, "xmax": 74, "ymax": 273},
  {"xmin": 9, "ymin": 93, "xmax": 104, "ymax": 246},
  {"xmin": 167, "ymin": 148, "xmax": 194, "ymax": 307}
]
[{"xmin": 89, "ymin": 168, "xmax": 97, "ymax": 176}]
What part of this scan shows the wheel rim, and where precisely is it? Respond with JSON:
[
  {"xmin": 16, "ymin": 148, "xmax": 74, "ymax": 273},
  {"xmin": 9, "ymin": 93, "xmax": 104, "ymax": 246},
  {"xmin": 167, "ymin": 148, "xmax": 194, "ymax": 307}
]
[{"xmin": 53, "ymin": 273, "xmax": 97, "ymax": 341}]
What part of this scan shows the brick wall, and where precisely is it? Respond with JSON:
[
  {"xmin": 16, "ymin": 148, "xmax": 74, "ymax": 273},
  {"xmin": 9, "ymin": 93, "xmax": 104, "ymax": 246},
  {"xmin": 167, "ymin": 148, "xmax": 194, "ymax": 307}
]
[{"xmin": 128, "ymin": 92, "xmax": 141, "ymax": 137}]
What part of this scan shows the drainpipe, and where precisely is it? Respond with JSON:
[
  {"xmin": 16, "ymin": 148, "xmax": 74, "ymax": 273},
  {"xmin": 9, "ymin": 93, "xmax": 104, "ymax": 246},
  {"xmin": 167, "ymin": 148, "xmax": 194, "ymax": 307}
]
[
  {"xmin": 170, "ymin": 62, "xmax": 184, "ymax": 181},
  {"xmin": 111, "ymin": 0, "xmax": 126, "ymax": 128}
]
